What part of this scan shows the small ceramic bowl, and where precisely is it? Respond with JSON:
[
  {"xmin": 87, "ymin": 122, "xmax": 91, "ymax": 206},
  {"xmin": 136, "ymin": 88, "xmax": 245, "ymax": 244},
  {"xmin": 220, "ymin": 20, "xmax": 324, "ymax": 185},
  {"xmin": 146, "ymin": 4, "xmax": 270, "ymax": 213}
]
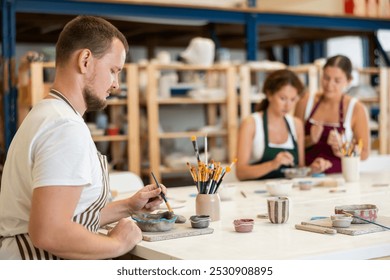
[
  {"xmin": 334, "ymin": 204, "xmax": 378, "ymax": 224},
  {"xmin": 190, "ymin": 215, "xmax": 210, "ymax": 229},
  {"xmin": 218, "ymin": 184, "xmax": 237, "ymax": 201},
  {"xmin": 233, "ymin": 219, "xmax": 254, "ymax": 233},
  {"xmin": 282, "ymin": 167, "xmax": 311, "ymax": 179},
  {"xmin": 266, "ymin": 180, "xmax": 293, "ymax": 196},
  {"xmin": 131, "ymin": 211, "xmax": 177, "ymax": 232},
  {"xmin": 330, "ymin": 214, "xmax": 353, "ymax": 228},
  {"xmin": 298, "ymin": 180, "xmax": 313, "ymax": 191}
]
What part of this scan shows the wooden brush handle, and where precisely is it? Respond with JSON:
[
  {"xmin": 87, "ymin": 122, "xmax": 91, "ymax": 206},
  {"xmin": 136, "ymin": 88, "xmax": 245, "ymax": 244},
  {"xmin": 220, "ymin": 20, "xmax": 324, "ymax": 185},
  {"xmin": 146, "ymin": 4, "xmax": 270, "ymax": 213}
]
[{"xmin": 295, "ymin": 224, "xmax": 337, "ymax": 235}]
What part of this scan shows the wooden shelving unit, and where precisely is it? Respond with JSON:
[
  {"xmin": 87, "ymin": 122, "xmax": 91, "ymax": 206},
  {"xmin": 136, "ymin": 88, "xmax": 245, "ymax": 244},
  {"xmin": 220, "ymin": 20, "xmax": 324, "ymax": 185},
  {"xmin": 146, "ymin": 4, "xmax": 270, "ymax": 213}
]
[
  {"xmin": 17, "ymin": 61, "xmax": 141, "ymax": 174},
  {"xmin": 355, "ymin": 67, "xmax": 390, "ymax": 154},
  {"xmin": 143, "ymin": 63, "xmax": 238, "ymax": 182}
]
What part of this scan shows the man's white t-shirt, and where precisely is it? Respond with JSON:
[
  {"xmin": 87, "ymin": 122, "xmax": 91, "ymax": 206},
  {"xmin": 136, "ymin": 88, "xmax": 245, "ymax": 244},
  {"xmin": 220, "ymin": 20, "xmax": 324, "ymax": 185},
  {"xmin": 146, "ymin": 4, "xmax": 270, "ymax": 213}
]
[{"xmin": 0, "ymin": 98, "xmax": 103, "ymax": 237}]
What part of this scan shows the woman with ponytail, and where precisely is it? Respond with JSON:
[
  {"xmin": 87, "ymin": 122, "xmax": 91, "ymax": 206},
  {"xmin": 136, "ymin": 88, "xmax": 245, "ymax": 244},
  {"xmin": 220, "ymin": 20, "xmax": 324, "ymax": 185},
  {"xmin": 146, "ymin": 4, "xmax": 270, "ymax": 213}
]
[
  {"xmin": 295, "ymin": 55, "xmax": 370, "ymax": 173},
  {"xmin": 236, "ymin": 69, "xmax": 331, "ymax": 180}
]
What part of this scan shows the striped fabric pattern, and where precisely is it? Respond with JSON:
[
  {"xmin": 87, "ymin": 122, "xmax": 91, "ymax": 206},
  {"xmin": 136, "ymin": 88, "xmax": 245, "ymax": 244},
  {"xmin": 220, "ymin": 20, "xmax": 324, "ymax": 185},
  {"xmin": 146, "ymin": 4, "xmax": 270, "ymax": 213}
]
[{"xmin": 15, "ymin": 152, "xmax": 109, "ymax": 260}]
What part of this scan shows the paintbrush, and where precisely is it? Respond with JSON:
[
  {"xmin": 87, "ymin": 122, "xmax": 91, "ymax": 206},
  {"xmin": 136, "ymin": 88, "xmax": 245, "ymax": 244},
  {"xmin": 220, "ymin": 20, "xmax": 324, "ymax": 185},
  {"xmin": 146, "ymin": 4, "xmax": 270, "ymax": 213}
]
[
  {"xmin": 333, "ymin": 128, "xmax": 343, "ymax": 155},
  {"xmin": 151, "ymin": 172, "xmax": 173, "ymax": 213},
  {"xmin": 230, "ymin": 158, "xmax": 237, "ymax": 169},
  {"xmin": 214, "ymin": 166, "xmax": 231, "ymax": 194},
  {"xmin": 190, "ymin": 136, "xmax": 201, "ymax": 163},
  {"xmin": 204, "ymin": 134, "xmax": 208, "ymax": 166},
  {"xmin": 342, "ymin": 211, "xmax": 390, "ymax": 230}
]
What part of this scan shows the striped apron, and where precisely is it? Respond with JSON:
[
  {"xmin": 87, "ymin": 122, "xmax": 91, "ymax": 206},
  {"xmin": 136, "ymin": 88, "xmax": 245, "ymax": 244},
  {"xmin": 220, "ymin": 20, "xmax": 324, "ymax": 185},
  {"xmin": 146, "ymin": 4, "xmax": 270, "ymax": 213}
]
[
  {"xmin": 1, "ymin": 152, "xmax": 110, "ymax": 260},
  {"xmin": 1, "ymin": 89, "xmax": 110, "ymax": 259}
]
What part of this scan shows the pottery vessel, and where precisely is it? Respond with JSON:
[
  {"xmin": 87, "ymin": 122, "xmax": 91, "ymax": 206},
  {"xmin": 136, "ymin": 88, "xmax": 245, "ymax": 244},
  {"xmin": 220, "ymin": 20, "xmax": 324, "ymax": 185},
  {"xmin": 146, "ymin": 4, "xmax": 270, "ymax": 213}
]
[
  {"xmin": 218, "ymin": 184, "xmax": 236, "ymax": 201},
  {"xmin": 266, "ymin": 180, "xmax": 293, "ymax": 196},
  {"xmin": 267, "ymin": 196, "xmax": 289, "ymax": 224},
  {"xmin": 331, "ymin": 214, "xmax": 353, "ymax": 228},
  {"xmin": 196, "ymin": 193, "xmax": 220, "ymax": 221},
  {"xmin": 233, "ymin": 219, "xmax": 254, "ymax": 233},
  {"xmin": 298, "ymin": 180, "xmax": 313, "ymax": 191},
  {"xmin": 282, "ymin": 167, "xmax": 311, "ymax": 179},
  {"xmin": 131, "ymin": 211, "xmax": 177, "ymax": 232},
  {"xmin": 190, "ymin": 215, "xmax": 210, "ymax": 229},
  {"xmin": 334, "ymin": 204, "xmax": 378, "ymax": 224}
]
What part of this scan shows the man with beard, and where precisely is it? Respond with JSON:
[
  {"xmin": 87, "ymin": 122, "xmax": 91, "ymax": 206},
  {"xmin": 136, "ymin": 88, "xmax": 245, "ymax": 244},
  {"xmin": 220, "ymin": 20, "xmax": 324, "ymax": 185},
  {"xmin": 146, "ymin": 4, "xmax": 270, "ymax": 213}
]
[{"xmin": 0, "ymin": 16, "xmax": 165, "ymax": 260}]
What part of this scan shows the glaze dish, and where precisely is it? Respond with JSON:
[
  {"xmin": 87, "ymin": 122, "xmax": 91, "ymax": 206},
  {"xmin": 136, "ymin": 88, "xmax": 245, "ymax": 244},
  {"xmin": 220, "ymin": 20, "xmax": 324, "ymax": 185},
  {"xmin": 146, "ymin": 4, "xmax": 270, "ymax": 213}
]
[
  {"xmin": 233, "ymin": 219, "xmax": 254, "ymax": 233},
  {"xmin": 330, "ymin": 214, "xmax": 353, "ymax": 228},
  {"xmin": 282, "ymin": 167, "xmax": 311, "ymax": 179},
  {"xmin": 131, "ymin": 211, "xmax": 177, "ymax": 232},
  {"xmin": 266, "ymin": 180, "xmax": 293, "ymax": 196},
  {"xmin": 298, "ymin": 180, "xmax": 313, "ymax": 191},
  {"xmin": 190, "ymin": 215, "xmax": 210, "ymax": 229}
]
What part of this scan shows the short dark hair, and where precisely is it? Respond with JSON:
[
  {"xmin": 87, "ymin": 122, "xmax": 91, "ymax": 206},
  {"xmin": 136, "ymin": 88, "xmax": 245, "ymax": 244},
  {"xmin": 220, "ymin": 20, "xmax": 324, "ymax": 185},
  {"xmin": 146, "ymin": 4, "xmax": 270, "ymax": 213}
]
[
  {"xmin": 55, "ymin": 15, "xmax": 129, "ymax": 66},
  {"xmin": 323, "ymin": 55, "xmax": 352, "ymax": 80},
  {"xmin": 256, "ymin": 69, "xmax": 305, "ymax": 112}
]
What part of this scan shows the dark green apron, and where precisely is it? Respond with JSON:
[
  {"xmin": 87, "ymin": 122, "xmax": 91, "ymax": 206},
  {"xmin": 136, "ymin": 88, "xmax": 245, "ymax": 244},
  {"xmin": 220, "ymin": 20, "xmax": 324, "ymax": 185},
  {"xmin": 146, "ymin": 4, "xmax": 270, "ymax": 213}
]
[{"xmin": 253, "ymin": 110, "xmax": 298, "ymax": 180}]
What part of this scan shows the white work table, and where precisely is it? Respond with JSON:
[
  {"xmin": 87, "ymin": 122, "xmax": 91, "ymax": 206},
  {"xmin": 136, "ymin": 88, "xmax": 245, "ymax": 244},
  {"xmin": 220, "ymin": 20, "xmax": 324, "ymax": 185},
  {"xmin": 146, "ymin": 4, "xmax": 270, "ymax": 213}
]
[{"xmin": 119, "ymin": 172, "xmax": 390, "ymax": 260}]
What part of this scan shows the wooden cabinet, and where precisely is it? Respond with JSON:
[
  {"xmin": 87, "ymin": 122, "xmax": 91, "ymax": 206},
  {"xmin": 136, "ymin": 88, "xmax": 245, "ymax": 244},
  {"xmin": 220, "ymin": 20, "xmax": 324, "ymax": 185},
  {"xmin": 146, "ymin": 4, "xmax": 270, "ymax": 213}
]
[
  {"xmin": 142, "ymin": 63, "xmax": 238, "ymax": 182},
  {"xmin": 17, "ymin": 61, "xmax": 141, "ymax": 174},
  {"xmin": 239, "ymin": 63, "xmax": 318, "ymax": 120}
]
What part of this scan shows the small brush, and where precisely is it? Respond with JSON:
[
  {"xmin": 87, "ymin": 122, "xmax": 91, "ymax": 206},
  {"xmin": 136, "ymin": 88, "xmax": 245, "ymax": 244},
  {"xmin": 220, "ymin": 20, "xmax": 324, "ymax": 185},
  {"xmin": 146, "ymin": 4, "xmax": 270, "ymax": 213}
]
[
  {"xmin": 151, "ymin": 172, "xmax": 173, "ymax": 213},
  {"xmin": 190, "ymin": 136, "xmax": 201, "ymax": 163}
]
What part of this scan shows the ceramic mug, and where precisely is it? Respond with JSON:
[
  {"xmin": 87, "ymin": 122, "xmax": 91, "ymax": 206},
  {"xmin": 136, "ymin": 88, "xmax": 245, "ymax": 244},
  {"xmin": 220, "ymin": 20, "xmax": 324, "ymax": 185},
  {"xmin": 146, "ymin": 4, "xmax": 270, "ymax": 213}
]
[
  {"xmin": 195, "ymin": 193, "xmax": 220, "ymax": 221},
  {"xmin": 341, "ymin": 156, "xmax": 360, "ymax": 182},
  {"xmin": 267, "ymin": 196, "xmax": 289, "ymax": 224}
]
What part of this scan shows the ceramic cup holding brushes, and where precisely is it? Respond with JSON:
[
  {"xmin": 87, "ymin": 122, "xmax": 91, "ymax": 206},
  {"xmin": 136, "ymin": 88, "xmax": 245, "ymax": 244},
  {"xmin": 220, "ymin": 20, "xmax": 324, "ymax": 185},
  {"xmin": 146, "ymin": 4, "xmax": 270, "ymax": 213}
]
[
  {"xmin": 196, "ymin": 194, "xmax": 221, "ymax": 222},
  {"xmin": 188, "ymin": 136, "xmax": 237, "ymax": 221},
  {"xmin": 341, "ymin": 156, "xmax": 360, "ymax": 182},
  {"xmin": 340, "ymin": 138, "xmax": 363, "ymax": 183}
]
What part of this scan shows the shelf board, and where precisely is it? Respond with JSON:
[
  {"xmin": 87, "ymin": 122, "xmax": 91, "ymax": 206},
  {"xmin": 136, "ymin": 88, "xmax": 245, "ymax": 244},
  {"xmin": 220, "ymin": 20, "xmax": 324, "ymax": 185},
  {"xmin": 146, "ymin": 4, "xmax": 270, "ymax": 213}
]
[
  {"xmin": 139, "ymin": 63, "xmax": 231, "ymax": 71},
  {"xmin": 159, "ymin": 130, "xmax": 227, "ymax": 139},
  {"xmin": 360, "ymin": 97, "xmax": 380, "ymax": 103},
  {"xmin": 160, "ymin": 166, "xmax": 189, "ymax": 174},
  {"xmin": 140, "ymin": 166, "xmax": 189, "ymax": 176},
  {"xmin": 157, "ymin": 97, "xmax": 226, "ymax": 104},
  {"xmin": 356, "ymin": 67, "xmax": 381, "ymax": 74},
  {"xmin": 106, "ymin": 98, "xmax": 127, "ymax": 105},
  {"xmin": 92, "ymin": 135, "xmax": 128, "ymax": 142}
]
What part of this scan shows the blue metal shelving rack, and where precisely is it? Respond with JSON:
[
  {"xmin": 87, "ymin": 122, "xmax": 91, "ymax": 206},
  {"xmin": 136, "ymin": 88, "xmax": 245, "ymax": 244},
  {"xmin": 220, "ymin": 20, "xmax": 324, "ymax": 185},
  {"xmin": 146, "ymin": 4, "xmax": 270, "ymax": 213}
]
[{"xmin": 2, "ymin": 0, "xmax": 390, "ymax": 151}]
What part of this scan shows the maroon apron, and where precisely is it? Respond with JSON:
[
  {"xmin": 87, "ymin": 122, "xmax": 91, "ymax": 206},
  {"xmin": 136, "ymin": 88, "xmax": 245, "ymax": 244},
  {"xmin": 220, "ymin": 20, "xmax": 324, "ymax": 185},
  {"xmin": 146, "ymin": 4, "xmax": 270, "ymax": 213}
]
[{"xmin": 304, "ymin": 95, "xmax": 345, "ymax": 173}]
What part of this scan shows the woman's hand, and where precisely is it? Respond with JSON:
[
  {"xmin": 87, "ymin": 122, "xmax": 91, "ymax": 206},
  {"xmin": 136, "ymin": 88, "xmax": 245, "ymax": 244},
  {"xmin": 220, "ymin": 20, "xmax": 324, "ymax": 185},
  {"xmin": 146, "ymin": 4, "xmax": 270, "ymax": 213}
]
[
  {"xmin": 310, "ymin": 157, "xmax": 332, "ymax": 174},
  {"xmin": 127, "ymin": 184, "xmax": 166, "ymax": 214},
  {"xmin": 310, "ymin": 124, "xmax": 324, "ymax": 145},
  {"xmin": 327, "ymin": 129, "xmax": 343, "ymax": 157},
  {"xmin": 273, "ymin": 151, "xmax": 294, "ymax": 170}
]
